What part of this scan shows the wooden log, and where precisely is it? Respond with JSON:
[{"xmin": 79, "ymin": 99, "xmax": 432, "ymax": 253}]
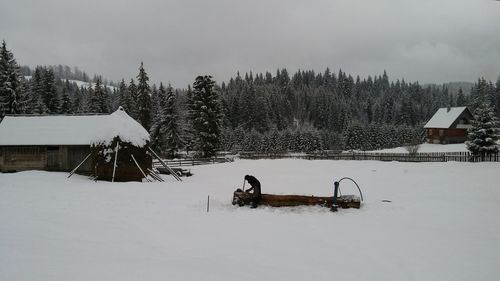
[{"xmin": 232, "ymin": 190, "xmax": 361, "ymax": 209}]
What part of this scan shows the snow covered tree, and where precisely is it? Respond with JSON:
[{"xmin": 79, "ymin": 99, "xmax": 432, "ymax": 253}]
[
  {"xmin": 115, "ymin": 79, "xmax": 132, "ymax": 113},
  {"xmin": 127, "ymin": 78, "xmax": 138, "ymax": 119},
  {"xmin": 59, "ymin": 80, "xmax": 72, "ymax": 114},
  {"xmin": 241, "ymin": 129, "xmax": 262, "ymax": 152},
  {"xmin": 16, "ymin": 78, "xmax": 31, "ymax": 113},
  {"xmin": 71, "ymin": 86, "xmax": 84, "ymax": 113},
  {"xmin": 43, "ymin": 69, "xmax": 59, "ymax": 113},
  {"xmin": 136, "ymin": 62, "xmax": 152, "ymax": 130},
  {"xmin": 0, "ymin": 40, "xmax": 22, "ymax": 116},
  {"xmin": 219, "ymin": 127, "xmax": 236, "ymax": 152},
  {"xmin": 456, "ymin": 88, "xmax": 467, "ymax": 106},
  {"xmin": 163, "ymin": 86, "xmax": 183, "ymax": 157},
  {"xmin": 188, "ymin": 75, "xmax": 222, "ymax": 157},
  {"xmin": 86, "ymin": 77, "xmax": 108, "ymax": 113},
  {"xmin": 466, "ymin": 102, "xmax": 499, "ymax": 157},
  {"xmin": 150, "ymin": 84, "xmax": 159, "ymax": 113},
  {"xmin": 343, "ymin": 123, "xmax": 365, "ymax": 150},
  {"xmin": 150, "ymin": 83, "xmax": 183, "ymax": 157},
  {"xmin": 31, "ymin": 67, "xmax": 47, "ymax": 114}
]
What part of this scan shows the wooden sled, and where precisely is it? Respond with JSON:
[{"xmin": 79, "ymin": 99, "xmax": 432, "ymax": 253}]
[{"xmin": 232, "ymin": 189, "xmax": 361, "ymax": 209}]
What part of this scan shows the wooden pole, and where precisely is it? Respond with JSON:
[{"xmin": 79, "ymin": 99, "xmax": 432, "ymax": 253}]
[
  {"xmin": 147, "ymin": 147, "xmax": 182, "ymax": 181},
  {"xmin": 67, "ymin": 153, "xmax": 91, "ymax": 178},
  {"xmin": 242, "ymin": 179, "xmax": 246, "ymax": 192},
  {"xmin": 112, "ymin": 143, "xmax": 119, "ymax": 182},
  {"xmin": 207, "ymin": 195, "xmax": 210, "ymax": 213},
  {"xmin": 147, "ymin": 168, "xmax": 164, "ymax": 182},
  {"xmin": 131, "ymin": 154, "xmax": 150, "ymax": 182}
]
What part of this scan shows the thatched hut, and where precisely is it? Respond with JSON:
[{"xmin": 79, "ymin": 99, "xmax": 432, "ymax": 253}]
[{"xmin": 89, "ymin": 107, "xmax": 151, "ymax": 181}]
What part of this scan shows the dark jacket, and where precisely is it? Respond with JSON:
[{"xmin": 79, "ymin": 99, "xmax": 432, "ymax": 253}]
[{"xmin": 244, "ymin": 175, "xmax": 261, "ymax": 198}]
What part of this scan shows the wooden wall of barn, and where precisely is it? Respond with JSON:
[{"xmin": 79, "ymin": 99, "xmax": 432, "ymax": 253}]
[
  {"xmin": 426, "ymin": 128, "xmax": 468, "ymax": 144},
  {"xmin": 0, "ymin": 145, "xmax": 92, "ymax": 173},
  {"xmin": 0, "ymin": 146, "xmax": 46, "ymax": 172}
]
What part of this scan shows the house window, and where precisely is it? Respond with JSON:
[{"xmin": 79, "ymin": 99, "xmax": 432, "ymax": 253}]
[{"xmin": 439, "ymin": 129, "xmax": 444, "ymax": 136}]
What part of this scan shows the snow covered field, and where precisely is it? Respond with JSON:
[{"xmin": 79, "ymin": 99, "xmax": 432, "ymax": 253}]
[{"xmin": 1, "ymin": 159, "xmax": 499, "ymax": 281}]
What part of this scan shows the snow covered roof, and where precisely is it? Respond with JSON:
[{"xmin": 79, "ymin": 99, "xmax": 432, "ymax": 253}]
[
  {"xmin": 0, "ymin": 107, "xmax": 150, "ymax": 147},
  {"xmin": 424, "ymin": 107, "xmax": 469, "ymax": 129}
]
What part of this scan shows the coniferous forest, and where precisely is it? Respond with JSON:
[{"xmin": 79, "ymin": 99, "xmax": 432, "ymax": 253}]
[{"xmin": 1, "ymin": 40, "xmax": 499, "ymax": 156}]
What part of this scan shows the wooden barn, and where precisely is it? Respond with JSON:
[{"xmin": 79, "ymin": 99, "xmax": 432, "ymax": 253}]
[
  {"xmin": 0, "ymin": 107, "xmax": 152, "ymax": 181},
  {"xmin": 424, "ymin": 106, "xmax": 474, "ymax": 144}
]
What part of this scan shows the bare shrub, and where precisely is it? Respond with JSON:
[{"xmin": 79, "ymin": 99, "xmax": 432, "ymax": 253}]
[{"xmin": 405, "ymin": 143, "xmax": 420, "ymax": 156}]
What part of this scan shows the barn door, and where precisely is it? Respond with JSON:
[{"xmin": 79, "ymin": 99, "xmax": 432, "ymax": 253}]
[{"xmin": 47, "ymin": 146, "xmax": 60, "ymax": 171}]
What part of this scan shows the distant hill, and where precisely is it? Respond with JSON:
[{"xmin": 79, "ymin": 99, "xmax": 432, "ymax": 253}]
[
  {"xmin": 425, "ymin": 81, "xmax": 474, "ymax": 95},
  {"xmin": 21, "ymin": 64, "xmax": 117, "ymax": 87},
  {"xmin": 443, "ymin": 81, "xmax": 474, "ymax": 95},
  {"xmin": 24, "ymin": 76, "xmax": 116, "ymax": 91}
]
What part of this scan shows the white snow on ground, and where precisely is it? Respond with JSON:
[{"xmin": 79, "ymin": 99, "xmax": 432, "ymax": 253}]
[
  {"xmin": 369, "ymin": 143, "xmax": 468, "ymax": 153},
  {"xmin": 1, "ymin": 159, "xmax": 500, "ymax": 281}
]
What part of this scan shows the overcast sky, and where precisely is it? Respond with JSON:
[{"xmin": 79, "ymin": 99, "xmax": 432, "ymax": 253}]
[{"xmin": 1, "ymin": 0, "xmax": 499, "ymax": 87}]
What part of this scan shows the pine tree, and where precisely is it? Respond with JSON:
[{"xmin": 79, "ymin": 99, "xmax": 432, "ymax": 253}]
[
  {"xmin": 163, "ymin": 85, "xmax": 183, "ymax": 156},
  {"xmin": 59, "ymin": 80, "xmax": 72, "ymax": 114},
  {"xmin": 343, "ymin": 123, "xmax": 365, "ymax": 150},
  {"xmin": 470, "ymin": 78, "xmax": 490, "ymax": 110},
  {"xmin": 136, "ymin": 62, "xmax": 152, "ymax": 130},
  {"xmin": 466, "ymin": 102, "xmax": 499, "ymax": 156},
  {"xmin": 17, "ymin": 78, "xmax": 31, "ymax": 113},
  {"xmin": 150, "ymin": 84, "xmax": 159, "ymax": 113},
  {"xmin": 43, "ymin": 68, "xmax": 59, "ymax": 113},
  {"xmin": 93, "ymin": 77, "xmax": 109, "ymax": 113},
  {"xmin": 71, "ymin": 86, "xmax": 84, "ymax": 113},
  {"xmin": 495, "ymin": 78, "xmax": 500, "ymax": 118},
  {"xmin": 85, "ymin": 84, "xmax": 99, "ymax": 113},
  {"xmin": 150, "ymin": 83, "xmax": 183, "ymax": 157},
  {"xmin": 188, "ymin": 75, "xmax": 222, "ymax": 157},
  {"xmin": 182, "ymin": 85, "xmax": 196, "ymax": 154},
  {"xmin": 0, "ymin": 40, "xmax": 22, "ymax": 116},
  {"xmin": 456, "ymin": 88, "xmax": 467, "ymax": 106},
  {"xmin": 31, "ymin": 67, "xmax": 47, "ymax": 114},
  {"xmin": 124, "ymin": 79, "xmax": 138, "ymax": 120},
  {"xmin": 116, "ymin": 79, "xmax": 133, "ymax": 112}
]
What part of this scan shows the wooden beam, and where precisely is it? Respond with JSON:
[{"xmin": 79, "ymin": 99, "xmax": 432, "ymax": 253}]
[
  {"xmin": 67, "ymin": 153, "xmax": 91, "ymax": 178},
  {"xmin": 111, "ymin": 143, "xmax": 119, "ymax": 182},
  {"xmin": 147, "ymin": 147, "xmax": 182, "ymax": 181},
  {"xmin": 131, "ymin": 154, "xmax": 150, "ymax": 182}
]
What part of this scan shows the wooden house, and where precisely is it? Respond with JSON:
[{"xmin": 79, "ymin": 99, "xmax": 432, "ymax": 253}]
[
  {"xmin": 424, "ymin": 107, "xmax": 474, "ymax": 144},
  {"xmin": 0, "ymin": 107, "xmax": 152, "ymax": 181}
]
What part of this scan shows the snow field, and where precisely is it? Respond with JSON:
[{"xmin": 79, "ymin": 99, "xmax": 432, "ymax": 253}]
[{"xmin": 1, "ymin": 159, "xmax": 499, "ymax": 281}]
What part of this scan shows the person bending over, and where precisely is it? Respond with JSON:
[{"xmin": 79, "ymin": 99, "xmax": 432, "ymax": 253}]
[{"xmin": 244, "ymin": 175, "xmax": 261, "ymax": 208}]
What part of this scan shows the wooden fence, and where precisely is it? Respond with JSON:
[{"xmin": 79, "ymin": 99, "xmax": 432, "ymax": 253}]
[
  {"xmin": 153, "ymin": 156, "xmax": 234, "ymax": 168},
  {"xmin": 238, "ymin": 151, "xmax": 500, "ymax": 163}
]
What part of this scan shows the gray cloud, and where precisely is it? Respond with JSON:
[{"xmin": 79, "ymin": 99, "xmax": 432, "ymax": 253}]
[{"xmin": 1, "ymin": 0, "xmax": 499, "ymax": 86}]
